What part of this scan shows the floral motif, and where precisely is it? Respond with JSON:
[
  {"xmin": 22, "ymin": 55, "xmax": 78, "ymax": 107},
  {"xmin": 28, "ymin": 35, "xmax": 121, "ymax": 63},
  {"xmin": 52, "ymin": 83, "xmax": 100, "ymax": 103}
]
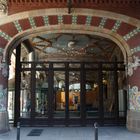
[
  {"xmin": 127, "ymin": 56, "xmax": 140, "ymax": 76},
  {"xmin": 0, "ymin": 62, "xmax": 8, "ymax": 77},
  {"xmin": 0, "ymin": 0, "xmax": 7, "ymax": 13},
  {"xmin": 129, "ymin": 85, "xmax": 140, "ymax": 110},
  {"xmin": 0, "ymin": 84, "xmax": 7, "ymax": 111}
]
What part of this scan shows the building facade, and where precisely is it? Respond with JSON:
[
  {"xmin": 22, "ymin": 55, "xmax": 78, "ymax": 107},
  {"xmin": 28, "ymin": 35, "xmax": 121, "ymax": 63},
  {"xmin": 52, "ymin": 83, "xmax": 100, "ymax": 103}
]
[{"xmin": 0, "ymin": 0, "xmax": 140, "ymax": 133}]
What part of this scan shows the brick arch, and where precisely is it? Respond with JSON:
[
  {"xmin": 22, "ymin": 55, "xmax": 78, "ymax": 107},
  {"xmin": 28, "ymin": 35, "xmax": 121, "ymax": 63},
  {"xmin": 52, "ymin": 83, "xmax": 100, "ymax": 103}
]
[
  {"xmin": 1, "ymin": 8, "xmax": 140, "ymax": 63},
  {"xmin": 4, "ymin": 26, "xmax": 130, "ymax": 63}
]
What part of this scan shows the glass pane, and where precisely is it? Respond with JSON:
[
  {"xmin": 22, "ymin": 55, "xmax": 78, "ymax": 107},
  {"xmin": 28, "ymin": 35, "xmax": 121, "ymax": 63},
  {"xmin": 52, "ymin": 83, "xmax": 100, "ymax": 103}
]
[
  {"xmin": 8, "ymin": 90, "xmax": 14, "ymax": 121},
  {"xmin": 69, "ymin": 71, "xmax": 80, "ymax": 118},
  {"xmin": 35, "ymin": 71, "xmax": 48, "ymax": 118},
  {"xmin": 54, "ymin": 71, "xmax": 65, "ymax": 118},
  {"xmin": 118, "ymin": 71, "xmax": 127, "ymax": 117},
  {"xmin": 103, "ymin": 71, "xmax": 115, "ymax": 118},
  {"xmin": 20, "ymin": 71, "xmax": 31, "ymax": 118},
  {"xmin": 86, "ymin": 70, "xmax": 99, "ymax": 118}
]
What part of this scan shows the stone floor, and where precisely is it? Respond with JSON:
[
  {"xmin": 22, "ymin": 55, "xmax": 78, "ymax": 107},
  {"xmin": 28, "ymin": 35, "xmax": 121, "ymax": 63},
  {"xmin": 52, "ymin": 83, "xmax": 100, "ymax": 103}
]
[{"xmin": 0, "ymin": 126, "xmax": 140, "ymax": 140}]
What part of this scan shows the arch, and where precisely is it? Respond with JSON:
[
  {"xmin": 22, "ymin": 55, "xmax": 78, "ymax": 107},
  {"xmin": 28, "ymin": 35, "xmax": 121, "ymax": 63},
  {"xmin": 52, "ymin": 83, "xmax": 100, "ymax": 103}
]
[
  {"xmin": 0, "ymin": 8, "xmax": 138, "ymax": 64},
  {"xmin": 3, "ymin": 25, "xmax": 131, "ymax": 64}
]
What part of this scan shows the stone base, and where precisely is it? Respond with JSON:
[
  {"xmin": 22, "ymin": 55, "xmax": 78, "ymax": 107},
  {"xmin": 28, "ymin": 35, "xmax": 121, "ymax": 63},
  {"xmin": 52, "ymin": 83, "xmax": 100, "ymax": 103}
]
[
  {"xmin": 0, "ymin": 111, "xmax": 9, "ymax": 133},
  {"xmin": 127, "ymin": 110, "xmax": 140, "ymax": 133}
]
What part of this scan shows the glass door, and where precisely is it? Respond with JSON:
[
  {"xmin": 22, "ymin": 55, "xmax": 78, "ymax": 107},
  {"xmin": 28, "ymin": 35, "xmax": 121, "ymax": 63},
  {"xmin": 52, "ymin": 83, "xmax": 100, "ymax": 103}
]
[{"xmin": 35, "ymin": 71, "xmax": 48, "ymax": 118}]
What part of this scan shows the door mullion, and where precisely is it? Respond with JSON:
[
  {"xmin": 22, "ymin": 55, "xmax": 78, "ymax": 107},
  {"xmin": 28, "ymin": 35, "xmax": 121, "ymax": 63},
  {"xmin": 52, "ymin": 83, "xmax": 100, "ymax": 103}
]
[
  {"xmin": 80, "ymin": 63, "xmax": 86, "ymax": 126},
  {"xmin": 114, "ymin": 59, "xmax": 119, "ymax": 123},
  {"xmin": 98, "ymin": 62, "xmax": 104, "ymax": 125},
  {"xmin": 30, "ymin": 62, "xmax": 36, "ymax": 125},
  {"xmin": 14, "ymin": 45, "xmax": 21, "ymax": 126},
  {"xmin": 48, "ymin": 62, "xmax": 54, "ymax": 126},
  {"xmin": 65, "ymin": 62, "xmax": 69, "ymax": 126}
]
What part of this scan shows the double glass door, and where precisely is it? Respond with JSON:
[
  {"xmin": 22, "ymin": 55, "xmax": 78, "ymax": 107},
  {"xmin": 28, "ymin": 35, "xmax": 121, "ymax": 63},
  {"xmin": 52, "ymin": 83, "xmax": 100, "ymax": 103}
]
[{"xmin": 16, "ymin": 61, "xmax": 126, "ymax": 126}]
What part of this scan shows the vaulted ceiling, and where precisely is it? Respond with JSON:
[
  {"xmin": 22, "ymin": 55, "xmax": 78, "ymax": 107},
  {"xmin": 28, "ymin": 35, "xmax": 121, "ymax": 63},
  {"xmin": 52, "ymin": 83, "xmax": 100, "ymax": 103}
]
[{"xmin": 22, "ymin": 33, "xmax": 122, "ymax": 62}]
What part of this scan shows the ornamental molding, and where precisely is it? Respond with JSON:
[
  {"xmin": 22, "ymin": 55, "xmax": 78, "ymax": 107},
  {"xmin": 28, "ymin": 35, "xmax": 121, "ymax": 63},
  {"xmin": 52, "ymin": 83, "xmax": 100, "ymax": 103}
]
[
  {"xmin": 127, "ymin": 56, "xmax": 140, "ymax": 76},
  {"xmin": 0, "ymin": 0, "xmax": 7, "ymax": 14}
]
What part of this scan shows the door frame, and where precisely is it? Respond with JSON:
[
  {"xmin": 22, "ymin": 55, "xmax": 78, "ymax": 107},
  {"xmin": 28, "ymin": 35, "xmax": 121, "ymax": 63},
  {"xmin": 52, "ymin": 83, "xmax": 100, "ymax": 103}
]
[{"xmin": 14, "ymin": 60, "xmax": 126, "ymax": 126}]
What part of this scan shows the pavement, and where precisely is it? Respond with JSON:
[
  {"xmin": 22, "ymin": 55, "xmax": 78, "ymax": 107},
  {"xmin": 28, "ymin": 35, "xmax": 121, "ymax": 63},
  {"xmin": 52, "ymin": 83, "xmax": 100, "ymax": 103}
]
[{"xmin": 0, "ymin": 126, "xmax": 140, "ymax": 140}]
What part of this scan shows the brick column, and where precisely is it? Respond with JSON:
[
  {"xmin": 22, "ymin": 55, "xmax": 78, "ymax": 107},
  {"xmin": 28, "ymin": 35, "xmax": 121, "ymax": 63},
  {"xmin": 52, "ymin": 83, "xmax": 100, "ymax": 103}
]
[
  {"xmin": 127, "ymin": 56, "xmax": 140, "ymax": 132},
  {"xmin": 0, "ymin": 62, "xmax": 9, "ymax": 133}
]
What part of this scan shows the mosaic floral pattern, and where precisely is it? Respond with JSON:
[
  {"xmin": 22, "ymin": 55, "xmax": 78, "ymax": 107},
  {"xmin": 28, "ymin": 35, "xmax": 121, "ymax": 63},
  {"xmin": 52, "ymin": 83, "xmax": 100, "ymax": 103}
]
[
  {"xmin": 29, "ymin": 17, "xmax": 36, "ymax": 28},
  {"xmin": 0, "ymin": 84, "xmax": 7, "ymax": 111},
  {"xmin": 58, "ymin": 15, "xmax": 63, "ymax": 24},
  {"xmin": 99, "ymin": 17, "xmax": 107, "ymax": 28},
  {"xmin": 123, "ymin": 27, "xmax": 140, "ymax": 41},
  {"xmin": 13, "ymin": 20, "xmax": 23, "ymax": 32},
  {"xmin": 127, "ymin": 56, "xmax": 140, "ymax": 76},
  {"xmin": 72, "ymin": 15, "xmax": 77, "ymax": 24},
  {"xmin": 0, "ymin": 62, "xmax": 8, "ymax": 77},
  {"xmin": 129, "ymin": 85, "xmax": 140, "ymax": 110},
  {"xmin": 111, "ymin": 20, "xmax": 121, "ymax": 32},
  {"xmin": 0, "ymin": 30, "xmax": 11, "ymax": 41},
  {"xmin": 131, "ymin": 45, "xmax": 140, "ymax": 54},
  {"xmin": 43, "ymin": 16, "xmax": 49, "ymax": 26},
  {"xmin": 85, "ymin": 16, "xmax": 92, "ymax": 26}
]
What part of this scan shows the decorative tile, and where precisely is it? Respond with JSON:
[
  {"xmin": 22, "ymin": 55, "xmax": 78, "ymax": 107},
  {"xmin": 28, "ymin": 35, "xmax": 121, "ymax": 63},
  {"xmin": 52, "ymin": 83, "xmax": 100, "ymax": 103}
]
[
  {"xmin": 0, "ymin": 30, "xmax": 11, "ymax": 41},
  {"xmin": 127, "ymin": 56, "xmax": 140, "ymax": 76},
  {"xmin": 28, "ymin": 17, "xmax": 36, "ymax": 28},
  {"xmin": 43, "ymin": 16, "xmax": 49, "ymax": 26},
  {"xmin": 123, "ymin": 27, "xmax": 140, "ymax": 41},
  {"xmin": 58, "ymin": 15, "xmax": 63, "ymax": 24},
  {"xmin": 0, "ymin": 48, "xmax": 4, "ymax": 53},
  {"xmin": 85, "ymin": 16, "xmax": 92, "ymax": 26},
  {"xmin": 131, "ymin": 46, "xmax": 140, "ymax": 54},
  {"xmin": 129, "ymin": 85, "xmax": 140, "ymax": 111},
  {"xmin": 99, "ymin": 17, "xmax": 107, "ymax": 28},
  {"xmin": 0, "ymin": 84, "xmax": 7, "ymax": 111},
  {"xmin": 0, "ymin": 62, "xmax": 8, "ymax": 77},
  {"xmin": 112, "ymin": 20, "xmax": 121, "ymax": 32},
  {"xmin": 13, "ymin": 20, "xmax": 22, "ymax": 32},
  {"xmin": 72, "ymin": 15, "xmax": 77, "ymax": 24}
]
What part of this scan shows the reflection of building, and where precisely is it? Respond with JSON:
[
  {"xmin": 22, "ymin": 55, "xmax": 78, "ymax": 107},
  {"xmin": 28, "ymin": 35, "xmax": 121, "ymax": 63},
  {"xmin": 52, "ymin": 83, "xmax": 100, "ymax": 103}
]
[{"xmin": 0, "ymin": 0, "xmax": 140, "ymax": 133}]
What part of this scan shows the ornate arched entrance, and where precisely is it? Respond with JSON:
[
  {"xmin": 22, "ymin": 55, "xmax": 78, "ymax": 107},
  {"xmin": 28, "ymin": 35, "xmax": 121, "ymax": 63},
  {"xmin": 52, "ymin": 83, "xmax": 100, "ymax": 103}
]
[{"xmin": 0, "ymin": 8, "xmax": 140, "ymax": 132}]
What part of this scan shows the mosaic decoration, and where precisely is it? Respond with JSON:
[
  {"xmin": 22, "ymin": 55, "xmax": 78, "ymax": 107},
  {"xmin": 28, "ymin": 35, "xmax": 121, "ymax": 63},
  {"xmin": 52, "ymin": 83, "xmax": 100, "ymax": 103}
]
[
  {"xmin": 0, "ymin": 0, "xmax": 7, "ymax": 13},
  {"xmin": 85, "ymin": 16, "xmax": 92, "ymax": 26},
  {"xmin": 129, "ymin": 85, "xmax": 140, "ymax": 110},
  {"xmin": 0, "ymin": 48, "xmax": 4, "ymax": 62},
  {"xmin": 131, "ymin": 45, "xmax": 140, "ymax": 54},
  {"xmin": 29, "ymin": 17, "xmax": 36, "ymax": 29},
  {"xmin": 0, "ymin": 62, "xmax": 8, "ymax": 77},
  {"xmin": 43, "ymin": 16, "xmax": 49, "ymax": 26},
  {"xmin": 58, "ymin": 15, "xmax": 63, "ymax": 24},
  {"xmin": 0, "ymin": 30, "xmax": 11, "ymax": 41},
  {"xmin": 0, "ymin": 84, "xmax": 7, "ymax": 111},
  {"xmin": 99, "ymin": 17, "xmax": 107, "ymax": 28},
  {"xmin": 127, "ymin": 56, "xmax": 140, "ymax": 76},
  {"xmin": 111, "ymin": 20, "xmax": 121, "ymax": 32},
  {"xmin": 72, "ymin": 15, "xmax": 77, "ymax": 24},
  {"xmin": 123, "ymin": 27, "xmax": 140, "ymax": 41},
  {"xmin": 13, "ymin": 20, "xmax": 23, "ymax": 33}
]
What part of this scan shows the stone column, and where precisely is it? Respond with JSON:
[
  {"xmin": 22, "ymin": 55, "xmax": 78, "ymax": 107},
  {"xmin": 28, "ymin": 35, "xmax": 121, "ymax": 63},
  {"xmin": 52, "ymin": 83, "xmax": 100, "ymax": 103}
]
[
  {"xmin": 0, "ymin": 62, "xmax": 9, "ymax": 133},
  {"xmin": 127, "ymin": 56, "xmax": 140, "ymax": 132}
]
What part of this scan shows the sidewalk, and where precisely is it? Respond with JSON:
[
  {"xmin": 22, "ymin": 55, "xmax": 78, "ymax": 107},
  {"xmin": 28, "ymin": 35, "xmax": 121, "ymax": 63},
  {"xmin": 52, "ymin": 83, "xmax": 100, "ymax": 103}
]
[{"xmin": 0, "ymin": 126, "xmax": 140, "ymax": 140}]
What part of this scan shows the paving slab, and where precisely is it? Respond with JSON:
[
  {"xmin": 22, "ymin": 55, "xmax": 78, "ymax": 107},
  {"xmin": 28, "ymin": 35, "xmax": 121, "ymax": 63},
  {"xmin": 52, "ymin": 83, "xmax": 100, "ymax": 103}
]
[{"xmin": 0, "ymin": 126, "xmax": 140, "ymax": 140}]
